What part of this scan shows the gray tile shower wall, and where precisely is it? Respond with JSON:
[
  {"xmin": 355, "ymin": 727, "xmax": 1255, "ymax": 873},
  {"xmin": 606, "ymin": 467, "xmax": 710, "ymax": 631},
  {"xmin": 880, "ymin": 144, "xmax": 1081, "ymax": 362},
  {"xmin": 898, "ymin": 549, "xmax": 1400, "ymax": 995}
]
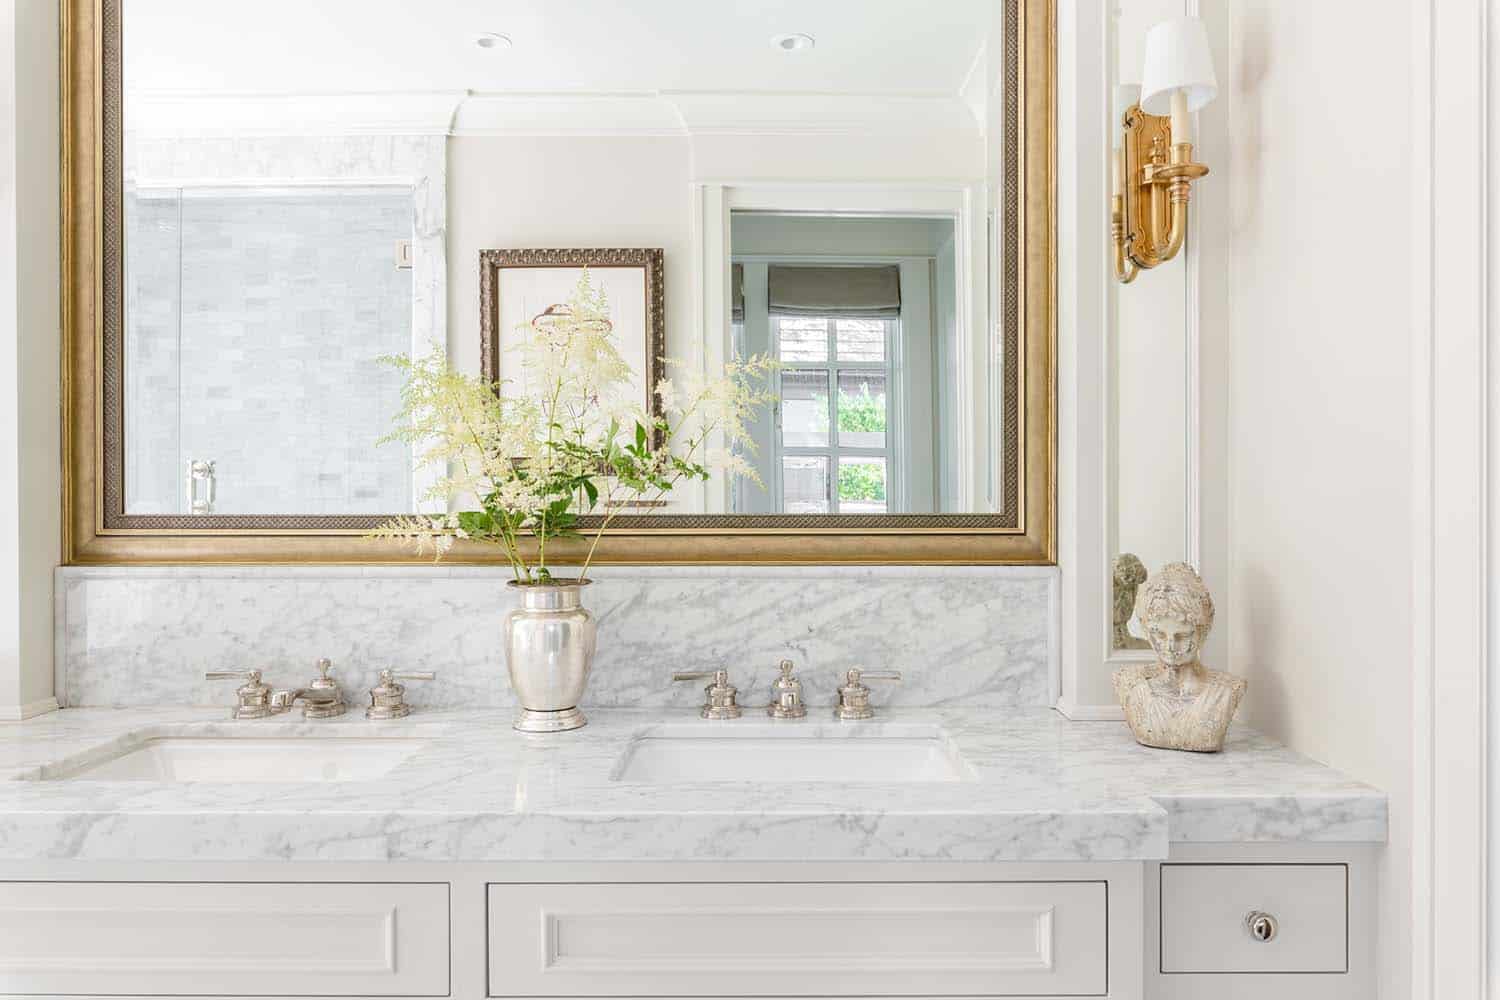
[{"xmin": 55, "ymin": 566, "xmax": 1057, "ymax": 711}]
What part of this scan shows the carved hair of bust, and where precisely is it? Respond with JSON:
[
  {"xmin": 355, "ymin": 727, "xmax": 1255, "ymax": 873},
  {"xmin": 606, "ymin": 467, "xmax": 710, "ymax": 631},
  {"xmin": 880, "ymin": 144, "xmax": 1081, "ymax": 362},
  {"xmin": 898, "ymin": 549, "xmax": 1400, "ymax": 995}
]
[{"xmin": 1134, "ymin": 561, "xmax": 1214, "ymax": 644}]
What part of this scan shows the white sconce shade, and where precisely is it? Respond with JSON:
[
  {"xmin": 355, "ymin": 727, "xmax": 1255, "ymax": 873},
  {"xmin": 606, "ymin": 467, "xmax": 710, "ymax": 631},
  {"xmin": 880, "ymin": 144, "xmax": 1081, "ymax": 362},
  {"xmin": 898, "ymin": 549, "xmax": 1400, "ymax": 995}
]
[{"xmin": 1138, "ymin": 16, "xmax": 1217, "ymax": 115}]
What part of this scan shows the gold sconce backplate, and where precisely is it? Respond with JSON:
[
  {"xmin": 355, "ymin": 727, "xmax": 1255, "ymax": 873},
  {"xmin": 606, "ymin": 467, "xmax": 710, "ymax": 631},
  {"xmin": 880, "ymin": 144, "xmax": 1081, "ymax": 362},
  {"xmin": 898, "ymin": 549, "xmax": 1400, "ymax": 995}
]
[{"xmin": 1112, "ymin": 105, "xmax": 1209, "ymax": 283}]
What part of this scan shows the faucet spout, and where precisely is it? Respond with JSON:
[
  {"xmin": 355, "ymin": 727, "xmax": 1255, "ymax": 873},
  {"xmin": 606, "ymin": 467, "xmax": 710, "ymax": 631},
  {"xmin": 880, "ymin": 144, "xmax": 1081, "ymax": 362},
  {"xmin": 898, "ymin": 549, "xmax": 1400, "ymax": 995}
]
[
  {"xmin": 271, "ymin": 687, "xmax": 338, "ymax": 710},
  {"xmin": 270, "ymin": 659, "xmax": 347, "ymax": 718}
]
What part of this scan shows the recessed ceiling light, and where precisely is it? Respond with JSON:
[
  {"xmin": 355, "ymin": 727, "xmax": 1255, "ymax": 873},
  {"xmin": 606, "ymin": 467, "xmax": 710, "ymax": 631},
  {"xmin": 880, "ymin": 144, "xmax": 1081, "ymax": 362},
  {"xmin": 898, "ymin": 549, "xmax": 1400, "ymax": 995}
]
[
  {"xmin": 771, "ymin": 33, "xmax": 816, "ymax": 52},
  {"xmin": 474, "ymin": 32, "xmax": 512, "ymax": 51}
]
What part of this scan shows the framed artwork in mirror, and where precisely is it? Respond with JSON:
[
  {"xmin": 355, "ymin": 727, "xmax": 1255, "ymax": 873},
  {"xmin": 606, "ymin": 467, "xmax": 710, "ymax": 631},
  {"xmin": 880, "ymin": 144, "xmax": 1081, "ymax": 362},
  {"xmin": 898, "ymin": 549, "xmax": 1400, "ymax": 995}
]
[{"xmin": 479, "ymin": 248, "xmax": 666, "ymax": 435}]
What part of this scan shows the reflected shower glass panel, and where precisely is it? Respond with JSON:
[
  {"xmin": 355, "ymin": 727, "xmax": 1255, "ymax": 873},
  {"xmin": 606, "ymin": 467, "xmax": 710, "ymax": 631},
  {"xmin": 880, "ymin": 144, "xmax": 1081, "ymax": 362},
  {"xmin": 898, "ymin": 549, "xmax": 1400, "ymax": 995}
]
[{"xmin": 123, "ymin": 183, "xmax": 414, "ymax": 516}]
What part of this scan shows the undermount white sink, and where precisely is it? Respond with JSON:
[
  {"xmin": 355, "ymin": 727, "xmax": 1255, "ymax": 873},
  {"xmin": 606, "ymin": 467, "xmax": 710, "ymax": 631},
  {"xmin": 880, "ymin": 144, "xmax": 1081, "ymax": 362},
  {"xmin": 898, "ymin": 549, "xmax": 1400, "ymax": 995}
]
[
  {"xmin": 49, "ymin": 737, "xmax": 428, "ymax": 783},
  {"xmin": 611, "ymin": 725, "xmax": 974, "ymax": 784}
]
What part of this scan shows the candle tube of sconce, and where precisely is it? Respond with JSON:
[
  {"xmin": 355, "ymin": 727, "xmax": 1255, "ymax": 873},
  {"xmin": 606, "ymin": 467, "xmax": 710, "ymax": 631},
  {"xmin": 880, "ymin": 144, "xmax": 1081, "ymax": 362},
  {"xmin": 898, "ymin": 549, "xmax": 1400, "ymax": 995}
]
[
  {"xmin": 1170, "ymin": 89, "xmax": 1191, "ymax": 146},
  {"xmin": 1113, "ymin": 146, "xmax": 1124, "ymax": 198}
]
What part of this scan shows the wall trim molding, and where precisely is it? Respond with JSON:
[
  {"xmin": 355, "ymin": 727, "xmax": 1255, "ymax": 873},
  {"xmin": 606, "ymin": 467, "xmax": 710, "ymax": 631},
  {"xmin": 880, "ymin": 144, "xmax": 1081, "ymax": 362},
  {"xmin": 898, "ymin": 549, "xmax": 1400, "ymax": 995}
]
[
  {"xmin": 1054, "ymin": 698, "xmax": 1124, "ymax": 722},
  {"xmin": 0, "ymin": 697, "xmax": 59, "ymax": 721},
  {"xmin": 1056, "ymin": 0, "xmax": 1118, "ymax": 713},
  {"xmin": 1411, "ymin": 0, "xmax": 1491, "ymax": 994}
]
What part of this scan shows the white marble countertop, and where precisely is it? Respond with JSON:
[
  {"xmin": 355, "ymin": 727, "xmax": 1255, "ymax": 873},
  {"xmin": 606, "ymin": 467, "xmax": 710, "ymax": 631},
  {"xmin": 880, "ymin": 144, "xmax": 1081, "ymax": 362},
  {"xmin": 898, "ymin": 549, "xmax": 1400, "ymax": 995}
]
[{"xmin": 0, "ymin": 707, "xmax": 1385, "ymax": 863}]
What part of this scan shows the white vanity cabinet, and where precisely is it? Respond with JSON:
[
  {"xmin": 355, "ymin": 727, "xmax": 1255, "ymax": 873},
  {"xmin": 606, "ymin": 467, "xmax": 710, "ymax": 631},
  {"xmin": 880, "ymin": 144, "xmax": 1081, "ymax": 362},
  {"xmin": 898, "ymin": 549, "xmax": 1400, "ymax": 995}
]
[
  {"xmin": 0, "ymin": 880, "xmax": 451, "ymax": 997},
  {"xmin": 0, "ymin": 852, "xmax": 1375, "ymax": 1000},
  {"xmin": 486, "ymin": 880, "xmax": 1109, "ymax": 996}
]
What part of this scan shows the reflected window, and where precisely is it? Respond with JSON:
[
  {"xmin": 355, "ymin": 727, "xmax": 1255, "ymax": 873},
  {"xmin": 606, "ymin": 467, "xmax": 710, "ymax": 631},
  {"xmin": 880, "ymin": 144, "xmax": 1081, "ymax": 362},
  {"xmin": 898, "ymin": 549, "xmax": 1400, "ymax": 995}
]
[{"xmin": 773, "ymin": 314, "xmax": 894, "ymax": 514}]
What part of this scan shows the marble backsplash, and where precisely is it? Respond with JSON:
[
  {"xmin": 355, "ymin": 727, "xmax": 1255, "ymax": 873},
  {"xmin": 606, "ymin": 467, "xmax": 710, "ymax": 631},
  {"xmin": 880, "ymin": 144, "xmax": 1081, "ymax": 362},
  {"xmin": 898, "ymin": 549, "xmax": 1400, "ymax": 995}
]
[{"xmin": 55, "ymin": 566, "xmax": 1058, "ymax": 711}]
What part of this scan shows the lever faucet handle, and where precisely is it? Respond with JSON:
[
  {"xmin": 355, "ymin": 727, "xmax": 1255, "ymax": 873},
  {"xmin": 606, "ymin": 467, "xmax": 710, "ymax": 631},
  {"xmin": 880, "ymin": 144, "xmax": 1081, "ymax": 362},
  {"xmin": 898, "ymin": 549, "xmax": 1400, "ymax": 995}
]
[
  {"xmin": 366, "ymin": 669, "xmax": 435, "ymax": 720},
  {"xmin": 205, "ymin": 669, "xmax": 260, "ymax": 682},
  {"xmin": 834, "ymin": 667, "xmax": 902, "ymax": 721},
  {"xmin": 673, "ymin": 670, "xmax": 741, "ymax": 720},
  {"xmin": 205, "ymin": 670, "xmax": 272, "ymax": 720},
  {"xmin": 847, "ymin": 668, "xmax": 902, "ymax": 684}
]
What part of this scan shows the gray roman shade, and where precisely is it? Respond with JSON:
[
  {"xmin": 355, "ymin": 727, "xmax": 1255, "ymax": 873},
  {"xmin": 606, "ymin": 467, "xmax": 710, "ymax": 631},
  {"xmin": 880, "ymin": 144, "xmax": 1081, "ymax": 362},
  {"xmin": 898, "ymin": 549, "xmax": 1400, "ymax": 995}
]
[
  {"xmin": 767, "ymin": 264, "xmax": 901, "ymax": 319},
  {"xmin": 731, "ymin": 263, "xmax": 745, "ymax": 323}
]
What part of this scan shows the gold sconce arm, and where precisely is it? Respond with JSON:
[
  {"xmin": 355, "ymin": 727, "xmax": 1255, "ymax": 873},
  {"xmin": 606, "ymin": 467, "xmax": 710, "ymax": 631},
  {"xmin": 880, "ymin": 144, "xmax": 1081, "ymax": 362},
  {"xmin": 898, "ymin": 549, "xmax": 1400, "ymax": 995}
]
[
  {"xmin": 1112, "ymin": 195, "xmax": 1139, "ymax": 284},
  {"xmin": 1112, "ymin": 110, "xmax": 1210, "ymax": 283}
]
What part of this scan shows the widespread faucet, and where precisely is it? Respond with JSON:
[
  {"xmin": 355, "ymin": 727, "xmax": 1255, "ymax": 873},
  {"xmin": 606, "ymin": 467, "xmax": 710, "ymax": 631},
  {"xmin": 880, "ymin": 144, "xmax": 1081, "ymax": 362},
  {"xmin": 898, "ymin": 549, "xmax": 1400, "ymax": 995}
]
[{"xmin": 207, "ymin": 659, "xmax": 347, "ymax": 720}]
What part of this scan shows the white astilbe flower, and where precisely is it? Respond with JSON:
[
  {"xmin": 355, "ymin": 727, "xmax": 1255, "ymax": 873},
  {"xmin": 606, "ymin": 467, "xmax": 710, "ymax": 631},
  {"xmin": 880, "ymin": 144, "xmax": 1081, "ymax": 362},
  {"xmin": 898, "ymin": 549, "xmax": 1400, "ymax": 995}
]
[
  {"xmin": 370, "ymin": 271, "xmax": 779, "ymax": 582},
  {"xmin": 654, "ymin": 378, "xmax": 679, "ymax": 415}
]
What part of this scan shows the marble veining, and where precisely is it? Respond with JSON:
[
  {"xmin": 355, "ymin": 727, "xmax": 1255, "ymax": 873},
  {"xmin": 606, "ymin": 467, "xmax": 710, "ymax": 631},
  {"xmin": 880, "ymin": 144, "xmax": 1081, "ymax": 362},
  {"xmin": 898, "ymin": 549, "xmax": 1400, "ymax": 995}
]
[
  {"xmin": 0, "ymin": 706, "xmax": 1385, "ymax": 863},
  {"xmin": 56, "ymin": 566, "xmax": 1057, "ymax": 711}
]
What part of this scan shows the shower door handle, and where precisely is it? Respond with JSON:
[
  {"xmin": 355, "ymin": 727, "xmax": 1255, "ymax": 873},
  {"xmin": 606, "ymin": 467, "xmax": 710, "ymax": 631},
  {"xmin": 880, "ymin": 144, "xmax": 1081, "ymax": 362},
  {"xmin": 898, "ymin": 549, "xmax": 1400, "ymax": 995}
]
[{"xmin": 186, "ymin": 459, "xmax": 216, "ymax": 514}]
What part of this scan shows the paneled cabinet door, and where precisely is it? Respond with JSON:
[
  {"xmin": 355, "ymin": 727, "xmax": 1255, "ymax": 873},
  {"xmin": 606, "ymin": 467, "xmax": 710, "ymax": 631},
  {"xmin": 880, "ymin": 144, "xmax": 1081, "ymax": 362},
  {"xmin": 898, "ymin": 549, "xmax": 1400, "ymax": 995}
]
[
  {"xmin": 0, "ymin": 881, "xmax": 450, "ymax": 996},
  {"xmin": 487, "ymin": 880, "xmax": 1108, "ymax": 996}
]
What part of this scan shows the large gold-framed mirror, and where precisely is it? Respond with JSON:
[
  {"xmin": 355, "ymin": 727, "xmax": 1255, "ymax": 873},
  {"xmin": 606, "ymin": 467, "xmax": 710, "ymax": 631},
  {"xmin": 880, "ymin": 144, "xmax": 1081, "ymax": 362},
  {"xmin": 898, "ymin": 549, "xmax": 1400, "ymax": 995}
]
[{"xmin": 62, "ymin": 0, "xmax": 1054, "ymax": 564}]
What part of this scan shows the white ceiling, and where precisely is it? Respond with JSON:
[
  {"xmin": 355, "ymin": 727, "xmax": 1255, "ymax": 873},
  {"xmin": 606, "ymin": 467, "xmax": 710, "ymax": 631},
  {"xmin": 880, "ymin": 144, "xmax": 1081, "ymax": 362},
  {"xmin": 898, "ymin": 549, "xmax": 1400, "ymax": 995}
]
[{"xmin": 121, "ymin": 0, "xmax": 992, "ymax": 97}]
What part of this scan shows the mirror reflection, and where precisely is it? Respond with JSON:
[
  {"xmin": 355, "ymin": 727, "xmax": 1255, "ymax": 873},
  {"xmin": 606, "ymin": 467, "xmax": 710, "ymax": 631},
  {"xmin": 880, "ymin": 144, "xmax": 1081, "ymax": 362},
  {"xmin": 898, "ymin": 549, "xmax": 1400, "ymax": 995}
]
[
  {"xmin": 1110, "ymin": 0, "xmax": 1193, "ymax": 647},
  {"xmin": 118, "ymin": 0, "xmax": 1004, "ymax": 519}
]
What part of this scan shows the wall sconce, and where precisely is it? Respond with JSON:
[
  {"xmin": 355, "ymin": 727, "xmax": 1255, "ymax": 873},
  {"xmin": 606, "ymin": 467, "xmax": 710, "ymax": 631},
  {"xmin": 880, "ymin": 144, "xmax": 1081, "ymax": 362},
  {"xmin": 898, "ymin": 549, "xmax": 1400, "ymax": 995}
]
[{"xmin": 1112, "ymin": 16, "xmax": 1217, "ymax": 284}]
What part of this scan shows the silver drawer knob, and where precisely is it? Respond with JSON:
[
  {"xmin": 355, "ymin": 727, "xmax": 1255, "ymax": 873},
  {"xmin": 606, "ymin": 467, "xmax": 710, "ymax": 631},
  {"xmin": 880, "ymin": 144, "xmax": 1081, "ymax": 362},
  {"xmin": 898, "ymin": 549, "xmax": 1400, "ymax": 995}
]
[{"xmin": 1245, "ymin": 910, "xmax": 1279, "ymax": 943}]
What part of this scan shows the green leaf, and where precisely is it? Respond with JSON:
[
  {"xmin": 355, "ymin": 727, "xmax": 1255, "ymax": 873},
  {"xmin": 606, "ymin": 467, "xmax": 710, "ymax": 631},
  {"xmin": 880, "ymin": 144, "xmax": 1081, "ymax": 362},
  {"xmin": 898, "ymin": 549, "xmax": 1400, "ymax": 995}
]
[{"xmin": 457, "ymin": 510, "xmax": 495, "ymax": 536}]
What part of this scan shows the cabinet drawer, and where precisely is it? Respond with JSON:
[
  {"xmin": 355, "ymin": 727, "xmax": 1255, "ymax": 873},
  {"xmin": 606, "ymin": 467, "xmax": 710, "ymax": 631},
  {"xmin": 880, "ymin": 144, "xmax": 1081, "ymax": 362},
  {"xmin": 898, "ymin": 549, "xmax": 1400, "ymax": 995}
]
[
  {"xmin": 0, "ymin": 881, "xmax": 449, "ymax": 996},
  {"xmin": 1160, "ymin": 864, "xmax": 1347, "ymax": 974},
  {"xmin": 487, "ymin": 881, "xmax": 1107, "ymax": 997}
]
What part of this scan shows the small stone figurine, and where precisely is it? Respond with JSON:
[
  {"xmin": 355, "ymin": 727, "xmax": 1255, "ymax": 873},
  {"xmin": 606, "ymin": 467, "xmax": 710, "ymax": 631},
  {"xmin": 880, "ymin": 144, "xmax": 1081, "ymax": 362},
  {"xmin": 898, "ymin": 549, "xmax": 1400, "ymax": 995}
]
[
  {"xmin": 1112, "ymin": 562, "xmax": 1246, "ymax": 752},
  {"xmin": 1111, "ymin": 553, "xmax": 1151, "ymax": 650}
]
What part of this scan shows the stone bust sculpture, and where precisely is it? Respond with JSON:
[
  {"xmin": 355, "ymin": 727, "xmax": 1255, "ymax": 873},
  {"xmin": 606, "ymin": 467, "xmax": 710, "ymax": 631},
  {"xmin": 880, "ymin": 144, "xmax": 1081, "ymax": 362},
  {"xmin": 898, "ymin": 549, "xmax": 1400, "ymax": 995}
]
[{"xmin": 1111, "ymin": 562, "xmax": 1246, "ymax": 752}]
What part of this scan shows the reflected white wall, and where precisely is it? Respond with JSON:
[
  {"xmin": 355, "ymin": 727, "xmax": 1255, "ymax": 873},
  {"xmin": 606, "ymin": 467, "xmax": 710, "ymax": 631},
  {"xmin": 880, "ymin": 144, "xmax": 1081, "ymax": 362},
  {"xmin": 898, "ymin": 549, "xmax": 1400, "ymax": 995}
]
[{"xmin": 1110, "ymin": 0, "xmax": 1192, "ymax": 642}]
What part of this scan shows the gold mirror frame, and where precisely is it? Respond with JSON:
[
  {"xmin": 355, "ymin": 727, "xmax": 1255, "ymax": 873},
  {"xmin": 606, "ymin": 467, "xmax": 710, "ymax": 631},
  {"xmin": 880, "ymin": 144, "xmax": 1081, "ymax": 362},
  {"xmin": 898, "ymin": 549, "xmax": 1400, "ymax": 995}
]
[{"xmin": 62, "ymin": 0, "xmax": 1055, "ymax": 565}]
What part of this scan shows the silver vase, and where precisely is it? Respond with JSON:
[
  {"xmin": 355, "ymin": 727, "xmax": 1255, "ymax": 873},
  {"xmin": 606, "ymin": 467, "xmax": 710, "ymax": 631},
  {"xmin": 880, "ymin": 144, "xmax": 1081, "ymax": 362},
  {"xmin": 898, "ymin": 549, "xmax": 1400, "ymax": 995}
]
[{"xmin": 504, "ymin": 579, "xmax": 596, "ymax": 733}]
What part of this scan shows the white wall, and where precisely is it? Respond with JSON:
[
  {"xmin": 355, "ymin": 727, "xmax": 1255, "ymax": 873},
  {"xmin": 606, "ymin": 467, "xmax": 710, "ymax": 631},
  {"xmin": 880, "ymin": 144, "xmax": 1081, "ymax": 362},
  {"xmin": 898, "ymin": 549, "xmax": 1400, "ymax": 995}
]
[
  {"xmin": 446, "ymin": 135, "xmax": 697, "ymax": 378},
  {"xmin": 446, "ymin": 130, "xmax": 986, "ymax": 377},
  {"xmin": 1201, "ymin": 2, "xmax": 1414, "ymax": 995},
  {"xmin": 0, "ymin": 0, "xmax": 61, "ymax": 719}
]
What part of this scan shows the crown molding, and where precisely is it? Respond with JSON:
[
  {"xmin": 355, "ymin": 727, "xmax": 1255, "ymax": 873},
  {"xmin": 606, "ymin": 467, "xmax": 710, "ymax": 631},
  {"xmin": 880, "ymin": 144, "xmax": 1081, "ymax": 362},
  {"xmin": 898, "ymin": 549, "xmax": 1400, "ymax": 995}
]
[
  {"xmin": 666, "ymin": 91, "xmax": 981, "ymax": 136},
  {"xmin": 451, "ymin": 92, "xmax": 684, "ymax": 136},
  {"xmin": 124, "ymin": 91, "xmax": 467, "ymax": 137},
  {"xmin": 126, "ymin": 89, "xmax": 986, "ymax": 140}
]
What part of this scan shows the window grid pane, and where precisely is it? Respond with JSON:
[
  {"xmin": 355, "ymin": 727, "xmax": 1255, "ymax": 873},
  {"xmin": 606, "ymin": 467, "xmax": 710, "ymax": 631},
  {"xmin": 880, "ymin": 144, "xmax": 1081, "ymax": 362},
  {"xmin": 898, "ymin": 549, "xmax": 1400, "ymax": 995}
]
[
  {"xmin": 835, "ymin": 318, "xmax": 886, "ymax": 362},
  {"xmin": 780, "ymin": 369, "xmax": 830, "ymax": 449},
  {"xmin": 782, "ymin": 455, "xmax": 830, "ymax": 513},
  {"xmin": 838, "ymin": 456, "xmax": 888, "ymax": 514},
  {"xmin": 777, "ymin": 317, "xmax": 829, "ymax": 362},
  {"xmin": 835, "ymin": 370, "xmax": 887, "ymax": 450}
]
